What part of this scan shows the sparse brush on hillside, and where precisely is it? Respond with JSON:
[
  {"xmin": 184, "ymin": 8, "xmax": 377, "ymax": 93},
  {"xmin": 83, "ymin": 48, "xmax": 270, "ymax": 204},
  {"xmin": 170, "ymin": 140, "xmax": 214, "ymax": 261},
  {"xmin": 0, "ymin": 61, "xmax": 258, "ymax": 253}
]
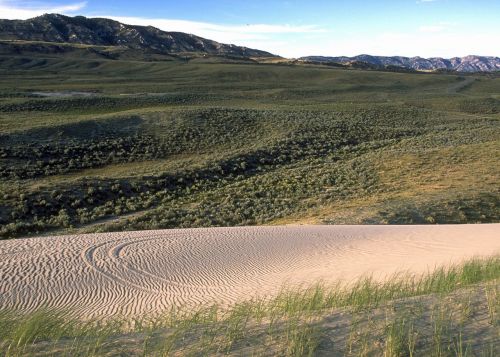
[
  {"xmin": 0, "ymin": 55, "xmax": 498, "ymax": 238},
  {"xmin": 0, "ymin": 255, "xmax": 499, "ymax": 356}
]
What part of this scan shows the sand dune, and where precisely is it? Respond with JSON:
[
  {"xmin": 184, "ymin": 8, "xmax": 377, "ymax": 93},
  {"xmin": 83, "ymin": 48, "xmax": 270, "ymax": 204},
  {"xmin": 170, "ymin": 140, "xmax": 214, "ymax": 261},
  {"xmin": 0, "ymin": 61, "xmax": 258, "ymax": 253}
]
[{"xmin": 0, "ymin": 225, "xmax": 499, "ymax": 318}]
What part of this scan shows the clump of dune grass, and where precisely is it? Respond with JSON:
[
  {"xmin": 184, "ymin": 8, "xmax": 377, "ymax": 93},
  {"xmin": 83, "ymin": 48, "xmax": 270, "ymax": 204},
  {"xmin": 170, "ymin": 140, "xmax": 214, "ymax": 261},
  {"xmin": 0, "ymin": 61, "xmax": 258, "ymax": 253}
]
[
  {"xmin": 269, "ymin": 254, "xmax": 500, "ymax": 315},
  {"xmin": 1, "ymin": 255, "xmax": 499, "ymax": 356}
]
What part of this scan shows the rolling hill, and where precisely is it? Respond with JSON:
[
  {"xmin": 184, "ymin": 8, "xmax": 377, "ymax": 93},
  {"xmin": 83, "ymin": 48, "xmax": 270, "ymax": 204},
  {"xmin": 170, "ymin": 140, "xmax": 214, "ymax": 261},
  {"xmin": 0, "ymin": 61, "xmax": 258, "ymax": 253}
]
[{"xmin": 0, "ymin": 52, "xmax": 498, "ymax": 238}]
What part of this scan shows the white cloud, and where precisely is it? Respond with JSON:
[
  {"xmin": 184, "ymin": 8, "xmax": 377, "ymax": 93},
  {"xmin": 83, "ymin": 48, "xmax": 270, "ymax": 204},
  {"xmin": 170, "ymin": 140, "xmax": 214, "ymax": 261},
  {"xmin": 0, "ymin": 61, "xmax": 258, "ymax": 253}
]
[
  {"xmin": 419, "ymin": 22, "xmax": 455, "ymax": 33},
  {"xmin": 0, "ymin": 0, "xmax": 87, "ymax": 19},
  {"xmin": 419, "ymin": 25, "xmax": 446, "ymax": 33},
  {"xmin": 105, "ymin": 16, "xmax": 324, "ymax": 45}
]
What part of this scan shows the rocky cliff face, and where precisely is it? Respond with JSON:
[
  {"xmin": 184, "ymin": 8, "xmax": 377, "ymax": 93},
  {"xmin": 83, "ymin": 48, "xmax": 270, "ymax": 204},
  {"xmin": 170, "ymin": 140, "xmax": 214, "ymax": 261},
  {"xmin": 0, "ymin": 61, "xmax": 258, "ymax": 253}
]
[
  {"xmin": 0, "ymin": 14, "xmax": 275, "ymax": 58},
  {"xmin": 300, "ymin": 55, "xmax": 500, "ymax": 72}
]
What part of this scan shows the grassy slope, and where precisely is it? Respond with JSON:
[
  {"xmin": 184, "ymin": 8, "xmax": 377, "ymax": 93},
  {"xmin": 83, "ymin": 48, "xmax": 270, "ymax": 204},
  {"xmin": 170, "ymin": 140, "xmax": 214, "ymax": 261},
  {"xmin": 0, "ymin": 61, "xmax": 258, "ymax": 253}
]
[
  {"xmin": 1, "ymin": 255, "xmax": 499, "ymax": 356},
  {"xmin": 0, "ymin": 54, "xmax": 499, "ymax": 238}
]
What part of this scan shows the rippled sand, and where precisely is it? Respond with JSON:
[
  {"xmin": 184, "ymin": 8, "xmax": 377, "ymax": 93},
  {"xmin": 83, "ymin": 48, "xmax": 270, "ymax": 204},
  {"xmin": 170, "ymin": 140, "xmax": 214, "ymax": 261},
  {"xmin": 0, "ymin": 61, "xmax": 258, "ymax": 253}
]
[{"xmin": 1, "ymin": 225, "xmax": 498, "ymax": 318}]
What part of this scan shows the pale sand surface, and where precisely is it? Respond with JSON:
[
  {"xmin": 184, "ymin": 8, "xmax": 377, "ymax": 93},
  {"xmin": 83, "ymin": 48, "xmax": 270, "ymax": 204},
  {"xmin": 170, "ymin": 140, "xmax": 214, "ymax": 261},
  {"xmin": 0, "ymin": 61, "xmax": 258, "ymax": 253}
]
[{"xmin": 0, "ymin": 225, "xmax": 498, "ymax": 318}]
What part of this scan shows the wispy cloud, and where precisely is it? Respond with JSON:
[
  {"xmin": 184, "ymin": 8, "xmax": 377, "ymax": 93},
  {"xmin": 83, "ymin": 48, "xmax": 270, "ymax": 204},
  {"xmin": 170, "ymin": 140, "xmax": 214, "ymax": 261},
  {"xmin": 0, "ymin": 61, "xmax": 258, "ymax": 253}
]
[
  {"xmin": 0, "ymin": 0, "xmax": 87, "ymax": 19},
  {"xmin": 107, "ymin": 16, "xmax": 325, "ymax": 42},
  {"xmin": 101, "ymin": 16, "xmax": 326, "ymax": 53},
  {"xmin": 419, "ymin": 25, "xmax": 445, "ymax": 33},
  {"xmin": 418, "ymin": 21, "xmax": 455, "ymax": 33}
]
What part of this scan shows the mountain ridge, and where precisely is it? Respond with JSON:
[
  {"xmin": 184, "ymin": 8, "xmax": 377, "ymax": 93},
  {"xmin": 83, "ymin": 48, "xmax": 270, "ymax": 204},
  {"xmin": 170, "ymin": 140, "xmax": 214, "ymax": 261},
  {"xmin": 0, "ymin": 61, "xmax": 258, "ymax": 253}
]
[
  {"xmin": 0, "ymin": 14, "xmax": 498, "ymax": 72},
  {"xmin": 299, "ymin": 54, "xmax": 500, "ymax": 73},
  {"xmin": 0, "ymin": 13, "xmax": 276, "ymax": 58}
]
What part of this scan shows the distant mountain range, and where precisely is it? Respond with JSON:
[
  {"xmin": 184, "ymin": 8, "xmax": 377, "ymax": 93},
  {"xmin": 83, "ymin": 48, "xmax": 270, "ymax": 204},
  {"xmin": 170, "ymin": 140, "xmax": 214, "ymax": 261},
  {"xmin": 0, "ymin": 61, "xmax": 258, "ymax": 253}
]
[
  {"xmin": 0, "ymin": 14, "xmax": 274, "ymax": 58},
  {"xmin": 0, "ymin": 14, "xmax": 499, "ymax": 72},
  {"xmin": 299, "ymin": 55, "xmax": 500, "ymax": 73}
]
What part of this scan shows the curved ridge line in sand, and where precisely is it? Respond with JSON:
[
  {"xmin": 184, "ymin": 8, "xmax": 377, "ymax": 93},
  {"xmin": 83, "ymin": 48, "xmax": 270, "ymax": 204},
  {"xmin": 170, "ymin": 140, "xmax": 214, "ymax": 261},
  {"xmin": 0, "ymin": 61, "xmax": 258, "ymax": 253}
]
[
  {"xmin": 82, "ymin": 240, "xmax": 163, "ymax": 295},
  {"xmin": 108, "ymin": 237, "xmax": 235, "ymax": 291},
  {"xmin": 82, "ymin": 235, "xmax": 268, "ymax": 292}
]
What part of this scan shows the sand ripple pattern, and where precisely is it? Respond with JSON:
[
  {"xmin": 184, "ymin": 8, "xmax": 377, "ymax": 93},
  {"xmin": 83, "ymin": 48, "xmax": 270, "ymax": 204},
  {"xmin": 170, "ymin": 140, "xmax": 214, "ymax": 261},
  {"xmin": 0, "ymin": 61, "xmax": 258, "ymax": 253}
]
[{"xmin": 1, "ymin": 225, "xmax": 499, "ymax": 318}]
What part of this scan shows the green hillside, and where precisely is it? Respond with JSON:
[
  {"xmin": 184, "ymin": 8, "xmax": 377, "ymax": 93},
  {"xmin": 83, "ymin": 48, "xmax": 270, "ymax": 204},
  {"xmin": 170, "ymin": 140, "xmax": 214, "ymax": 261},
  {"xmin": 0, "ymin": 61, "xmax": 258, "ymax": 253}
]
[{"xmin": 0, "ymin": 54, "xmax": 499, "ymax": 238}]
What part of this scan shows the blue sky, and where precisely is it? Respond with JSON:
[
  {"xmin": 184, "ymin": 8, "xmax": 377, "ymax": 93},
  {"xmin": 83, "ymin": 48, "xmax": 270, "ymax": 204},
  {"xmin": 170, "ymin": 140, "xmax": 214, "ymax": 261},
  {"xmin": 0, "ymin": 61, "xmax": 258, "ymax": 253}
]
[{"xmin": 1, "ymin": 0, "xmax": 499, "ymax": 58}]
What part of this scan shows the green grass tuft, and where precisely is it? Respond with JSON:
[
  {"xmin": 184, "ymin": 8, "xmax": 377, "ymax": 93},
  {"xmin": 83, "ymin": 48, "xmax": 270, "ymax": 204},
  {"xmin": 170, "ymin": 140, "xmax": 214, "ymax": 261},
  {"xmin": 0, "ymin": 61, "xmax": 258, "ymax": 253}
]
[{"xmin": 1, "ymin": 255, "xmax": 499, "ymax": 356}]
